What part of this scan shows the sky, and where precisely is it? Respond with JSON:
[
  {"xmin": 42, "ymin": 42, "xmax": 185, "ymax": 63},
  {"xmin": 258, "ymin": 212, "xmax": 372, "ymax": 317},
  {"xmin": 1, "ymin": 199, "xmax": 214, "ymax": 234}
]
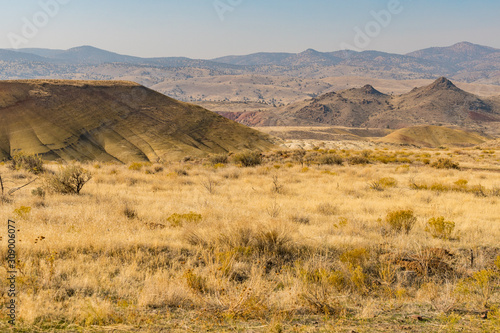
[{"xmin": 0, "ymin": 0, "xmax": 499, "ymax": 59}]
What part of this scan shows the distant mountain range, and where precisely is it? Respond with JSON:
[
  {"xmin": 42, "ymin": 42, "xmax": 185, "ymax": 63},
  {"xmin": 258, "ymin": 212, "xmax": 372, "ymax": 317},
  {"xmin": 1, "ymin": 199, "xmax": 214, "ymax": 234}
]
[
  {"xmin": 215, "ymin": 77, "xmax": 500, "ymax": 136},
  {"xmin": 2, "ymin": 45, "xmax": 237, "ymax": 68},
  {"xmin": 0, "ymin": 42, "xmax": 498, "ymax": 80},
  {"xmin": 1, "ymin": 42, "xmax": 500, "ymax": 104}
]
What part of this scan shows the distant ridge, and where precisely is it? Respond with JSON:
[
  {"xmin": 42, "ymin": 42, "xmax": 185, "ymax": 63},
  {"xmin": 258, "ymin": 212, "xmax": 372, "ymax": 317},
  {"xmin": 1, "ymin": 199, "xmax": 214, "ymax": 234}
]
[
  {"xmin": 2, "ymin": 42, "xmax": 500, "ymax": 105},
  {"xmin": 406, "ymin": 41, "xmax": 500, "ymax": 63}
]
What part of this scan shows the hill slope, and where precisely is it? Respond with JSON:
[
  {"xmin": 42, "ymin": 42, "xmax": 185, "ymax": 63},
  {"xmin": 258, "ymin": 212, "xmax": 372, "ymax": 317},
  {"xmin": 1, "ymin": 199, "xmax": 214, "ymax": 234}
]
[
  {"xmin": 0, "ymin": 80, "xmax": 274, "ymax": 162},
  {"xmin": 233, "ymin": 78, "xmax": 500, "ymax": 135},
  {"xmin": 377, "ymin": 125, "xmax": 488, "ymax": 147}
]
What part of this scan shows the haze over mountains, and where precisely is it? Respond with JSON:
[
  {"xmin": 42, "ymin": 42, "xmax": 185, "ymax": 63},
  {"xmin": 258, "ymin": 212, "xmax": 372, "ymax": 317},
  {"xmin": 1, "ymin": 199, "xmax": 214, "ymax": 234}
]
[
  {"xmin": 3, "ymin": 42, "xmax": 499, "ymax": 77},
  {"xmin": 0, "ymin": 80, "xmax": 273, "ymax": 162},
  {"xmin": 2, "ymin": 42, "xmax": 500, "ymax": 106}
]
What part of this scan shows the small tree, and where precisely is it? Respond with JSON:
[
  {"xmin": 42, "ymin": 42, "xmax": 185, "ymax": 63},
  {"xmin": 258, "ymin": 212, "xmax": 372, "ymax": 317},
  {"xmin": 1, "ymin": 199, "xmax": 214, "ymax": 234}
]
[{"xmin": 46, "ymin": 165, "xmax": 92, "ymax": 195}]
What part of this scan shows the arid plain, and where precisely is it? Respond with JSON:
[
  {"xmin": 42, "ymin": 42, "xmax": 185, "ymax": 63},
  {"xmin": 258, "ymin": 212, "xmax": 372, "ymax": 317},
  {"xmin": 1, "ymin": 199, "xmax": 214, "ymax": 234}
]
[{"xmin": 1, "ymin": 145, "xmax": 499, "ymax": 332}]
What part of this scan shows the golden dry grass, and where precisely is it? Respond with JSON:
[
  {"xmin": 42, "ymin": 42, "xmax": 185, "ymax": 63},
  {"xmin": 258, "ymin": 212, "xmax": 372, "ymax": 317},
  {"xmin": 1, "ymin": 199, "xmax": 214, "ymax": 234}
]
[{"xmin": 0, "ymin": 147, "xmax": 499, "ymax": 332}]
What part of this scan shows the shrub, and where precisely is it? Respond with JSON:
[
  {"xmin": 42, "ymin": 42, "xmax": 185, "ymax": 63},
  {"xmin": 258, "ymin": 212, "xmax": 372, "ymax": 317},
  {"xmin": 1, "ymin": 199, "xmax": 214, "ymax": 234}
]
[
  {"xmin": 233, "ymin": 151, "xmax": 263, "ymax": 167},
  {"xmin": 335, "ymin": 217, "xmax": 349, "ymax": 228},
  {"xmin": 208, "ymin": 153, "xmax": 229, "ymax": 165},
  {"xmin": 175, "ymin": 169, "xmax": 189, "ymax": 176},
  {"xmin": 369, "ymin": 181, "xmax": 384, "ymax": 191},
  {"xmin": 290, "ymin": 215, "xmax": 310, "ymax": 224},
  {"xmin": 31, "ymin": 187, "xmax": 46, "ymax": 198},
  {"xmin": 46, "ymin": 165, "xmax": 92, "ymax": 195},
  {"xmin": 340, "ymin": 248, "xmax": 370, "ymax": 267},
  {"xmin": 347, "ymin": 264, "xmax": 368, "ymax": 294},
  {"xmin": 254, "ymin": 227, "xmax": 292, "ymax": 256},
  {"xmin": 380, "ymin": 209, "xmax": 417, "ymax": 234},
  {"xmin": 318, "ymin": 154, "xmax": 343, "ymax": 166},
  {"xmin": 10, "ymin": 152, "xmax": 44, "ymax": 174},
  {"xmin": 454, "ymin": 179, "xmax": 468, "ymax": 188},
  {"xmin": 201, "ymin": 177, "xmax": 218, "ymax": 194},
  {"xmin": 468, "ymin": 185, "xmax": 487, "ymax": 197},
  {"xmin": 369, "ymin": 177, "xmax": 397, "ymax": 191},
  {"xmin": 123, "ymin": 206, "xmax": 138, "ymax": 219},
  {"xmin": 379, "ymin": 177, "xmax": 397, "ymax": 188},
  {"xmin": 457, "ymin": 270, "xmax": 498, "ymax": 308},
  {"xmin": 430, "ymin": 183, "xmax": 450, "ymax": 192},
  {"xmin": 425, "ymin": 217, "xmax": 455, "ymax": 239},
  {"xmin": 266, "ymin": 201, "xmax": 281, "ymax": 218},
  {"xmin": 431, "ymin": 158, "xmax": 459, "ymax": 170},
  {"xmin": 271, "ymin": 175, "xmax": 284, "ymax": 194},
  {"xmin": 184, "ymin": 269, "xmax": 208, "ymax": 294},
  {"xmin": 317, "ymin": 203, "xmax": 337, "ymax": 216},
  {"xmin": 409, "ymin": 181, "xmax": 428, "ymax": 190},
  {"xmin": 348, "ymin": 156, "xmax": 370, "ymax": 165},
  {"xmin": 13, "ymin": 206, "xmax": 31, "ymax": 218},
  {"xmin": 128, "ymin": 162, "xmax": 144, "ymax": 171},
  {"xmin": 167, "ymin": 212, "xmax": 202, "ymax": 227}
]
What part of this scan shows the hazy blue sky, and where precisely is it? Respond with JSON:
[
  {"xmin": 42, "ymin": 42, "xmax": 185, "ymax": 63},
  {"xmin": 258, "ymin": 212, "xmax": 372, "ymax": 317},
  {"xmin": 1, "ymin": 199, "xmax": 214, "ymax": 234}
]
[{"xmin": 1, "ymin": 0, "xmax": 499, "ymax": 58}]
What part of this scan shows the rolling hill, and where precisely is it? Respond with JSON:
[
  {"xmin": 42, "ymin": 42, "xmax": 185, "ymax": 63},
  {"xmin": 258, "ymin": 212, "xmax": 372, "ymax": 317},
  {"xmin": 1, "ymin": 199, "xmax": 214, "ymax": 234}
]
[
  {"xmin": 219, "ymin": 78, "xmax": 500, "ymax": 136},
  {"xmin": 0, "ymin": 80, "xmax": 274, "ymax": 162},
  {"xmin": 377, "ymin": 125, "xmax": 489, "ymax": 147}
]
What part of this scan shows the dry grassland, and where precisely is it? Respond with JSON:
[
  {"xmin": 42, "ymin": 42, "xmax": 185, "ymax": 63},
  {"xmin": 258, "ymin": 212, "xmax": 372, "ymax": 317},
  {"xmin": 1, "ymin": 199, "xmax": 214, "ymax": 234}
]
[{"xmin": 0, "ymin": 147, "xmax": 500, "ymax": 332}]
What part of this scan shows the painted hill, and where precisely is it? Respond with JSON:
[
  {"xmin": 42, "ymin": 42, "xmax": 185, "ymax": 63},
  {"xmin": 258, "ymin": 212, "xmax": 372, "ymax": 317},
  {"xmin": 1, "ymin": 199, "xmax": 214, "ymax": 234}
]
[
  {"xmin": 377, "ymin": 125, "xmax": 488, "ymax": 148},
  {"xmin": 0, "ymin": 80, "xmax": 274, "ymax": 162}
]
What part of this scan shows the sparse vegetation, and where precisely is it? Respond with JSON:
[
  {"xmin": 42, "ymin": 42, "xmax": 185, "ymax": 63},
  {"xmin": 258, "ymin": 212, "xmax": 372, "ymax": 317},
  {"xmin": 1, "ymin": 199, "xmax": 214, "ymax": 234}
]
[{"xmin": 0, "ymin": 146, "xmax": 499, "ymax": 332}]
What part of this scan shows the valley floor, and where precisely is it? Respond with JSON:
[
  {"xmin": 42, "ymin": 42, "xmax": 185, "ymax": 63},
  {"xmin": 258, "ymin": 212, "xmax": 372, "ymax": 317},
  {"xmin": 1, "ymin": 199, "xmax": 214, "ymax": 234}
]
[{"xmin": 0, "ymin": 146, "xmax": 500, "ymax": 332}]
